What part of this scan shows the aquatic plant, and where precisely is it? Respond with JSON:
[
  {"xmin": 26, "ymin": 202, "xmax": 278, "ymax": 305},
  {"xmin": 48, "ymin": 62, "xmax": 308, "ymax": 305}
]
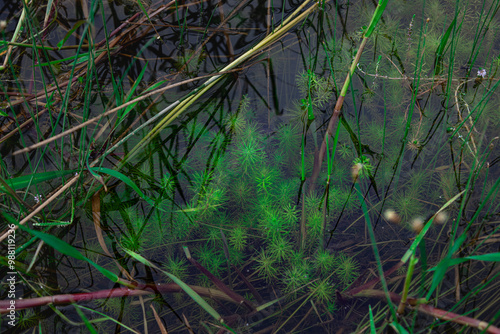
[
  {"xmin": 175, "ymin": 48, "xmax": 204, "ymax": 75},
  {"xmin": 194, "ymin": 185, "xmax": 227, "ymax": 220},
  {"xmin": 254, "ymin": 164, "xmax": 279, "ymax": 195},
  {"xmin": 229, "ymin": 227, "xmax": 248, "ymax": 251},
  {"xmin": 282, "ymin": 203, "xmax": 298, "ymax": 225},
  {"xmin": 296, "ymin": 70, "xmax": 333, "ymax": 109},
  {"xmin": 100, "ymin": 297, "xmax": 128, "ymax": 317},
  {"xmin": 275, "ymin": 123, "xmax": 301, "ymax": 157},
  {"xmin": 229, "ymin": 178, "xmax": 253, "ymax": 208},
  {"xmin": 227, "ymin": 245, "xmax": 246, "ymax": 267},
  {"xmin": 337, "ymin": 143, "xmax": 354, "ymax": 160},
  {"xmin": 330, "ymin": 163, "xmax": 350, "ymax": 186},
  {"xmin": 196, "ymin": 243, "xmax": 225, "ymax": 277},
  {"xmin": 254, "ymin": 249, "xmax": 279, "ymax": 283},
  {"xmin": 161, "ymin": 171, "xmax": 175, "ymax": 194},
  {"xmin": 231, "ymin": 138, "xmax": 265, "ymax": 174},
  {"xmin": 336, "ymin": 252, "xmax": 360, "ymax": 287},
  {"xmin": 17, "ymin": 309, "xmax": 41, "ymax": 330},
  {"xmin": 288, "ymin": 249, "xmax": 307, "ymax": 267},
  {"xmin": 85, "ymin": 241, "xmax": 105, "ymax": 264},
  {"xmin": 253, "ymin": 194, "xmax": 275, "ymax": 217},
  {"xmin": 282, "ymin": 266, "xmax": 310, "ymax": 299},
  {"xmin": 119, "ymin": 233, "xmax": 143, "ymax": 253},
  {"xmin": 307, "ymin": 211, "xmax": 323, "ymax": 241},
  {"xmin": 335, "ymin": 187, "xmax": 359, "ymax": 214},
  {"xmin": 309, "ymin": 280, "xmax": 334, "ymax": 304},
  {"xmin": 268, "ymin": 236, "xmax": 293, "ymax": 263},
  {"xmin": 352, "ymin": 155, "xmax": 374, "ymax": 180},
  {"xmin": 362, "ymin": 120, "xmax": 387, "ymax": 149},
  {"xmin": 143, "ymin": 220, "xmax": 171, "ymax": 254},
  {"xmin": 304, "ymin": 191, "xmax": 323, "ymax": 215},
  {"xmin": 206, "ymin": 227, "xmax": 222, "ymax": 245},
  {"xmin": 171, "ymin": 207, "xmax": 197, "ymax": 240},
  {"xmin": 225, "ymin": 112, "xmax": 246, "ymax": 136},
  {"xmin": 326, "ymin": 300, "xmax": 338, "ymax": 314},
  {"xmin": 275, "ymin": 179, "xmax": 300, "ymax": 207},
  {"xmin": 272, "ymin": 149, "xmax": 287, "ymax": 166},
  {"xmin": 314, "ymin": 249, "xmax": 337, "ymax": 274},
  {"xmin": 239, "ymin": 121, "xmax": 263, "ymax": 143},
  {"xmin": 390, "ymin": 189, "xmax": 423, "ymax": 223},
  {"xmin": 162, "ymin": 256, "xmax": 189, "ymax": 282},
  {"xmin": 437, "ymin": 170, "xmax": 459, "ymax": 202},
  {"xmin": 258, "ymin": 207, "xmax": 289, "ymax": 239},
  {"xmin": 406, "ymin": 169, "xmax": 428, "ymax": 196}
]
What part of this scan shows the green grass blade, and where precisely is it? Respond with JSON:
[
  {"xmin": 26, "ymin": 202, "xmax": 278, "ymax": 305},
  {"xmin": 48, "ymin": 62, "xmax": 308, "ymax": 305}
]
[
  {"xmin": 369, "ymin": 305, "xmax": 376, "ymax": 333},
  {"xmin": 0, "ymin": 170, "xmax": 78, "ymax": 193},
  {"xmin": 89, "ymin": 167, "xmax": 160, "ymax": 209},
  {"xmin": 74, "ymin": 304, "xmax": 98, "ymax": 334},
  {"xmin": 401, "ymin": 190, "xmax": 465, "ymax": 263},
  {"xmin": 117, "ymin": 61, "xmax": 149, "ymax": 123},
  {"xmin": 3, "ymin": 212, "xmax": 120, "ymax": 284},
  {"xmin": 123, "ymin": 249, "xmax": 223, "ymax": 323},
  {"xmin": 428, "ymin": 253, "xmax": 500, "ymax": 268},
  {"xmin": 433, "ymin": 17, "xmax": 457, "ymax": 75},
  {"xmin": 363, "ymin": 0, "xmax": 389, "ymax": 38},
  {"xmin": 75, "ymin": 305, "xmax": 140, "ymax": 334},
  {"xmin": 57, "ymin": 20, "xmax": 86, "ymax": 50}
]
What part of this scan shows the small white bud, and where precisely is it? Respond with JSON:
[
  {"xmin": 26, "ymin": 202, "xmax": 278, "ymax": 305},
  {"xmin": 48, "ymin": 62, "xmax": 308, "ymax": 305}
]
[
  {"xmin": 411, "ymin": 217, "xmax": 424, "ymax": 233},
  {"xmin": 383, "ymin": 209, "xmax": 401, "ymax": 224},
  {"xmin": 434, "ymin": 211, "xmax": 448, "ymax": 225}
]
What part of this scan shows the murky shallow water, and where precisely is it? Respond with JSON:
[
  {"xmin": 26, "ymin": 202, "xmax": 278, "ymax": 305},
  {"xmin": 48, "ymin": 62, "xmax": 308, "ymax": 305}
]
[{"xmin": 1, "ymin": 0, "xmax": 500, "ymax": 332}]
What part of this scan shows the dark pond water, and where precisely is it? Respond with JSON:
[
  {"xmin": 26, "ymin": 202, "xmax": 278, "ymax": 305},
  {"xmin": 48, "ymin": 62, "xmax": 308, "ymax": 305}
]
[{"xmin": 1, "ymin": 0, "xmax": 500, "ymax": 333}]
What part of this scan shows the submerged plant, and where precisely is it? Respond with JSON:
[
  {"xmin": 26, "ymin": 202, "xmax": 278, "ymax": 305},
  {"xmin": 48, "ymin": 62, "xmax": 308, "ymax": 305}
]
[
  {"xmin": 232, "ymin": 138, "xmax": 265, "ymax": 174},
  {"xmin": 275, "ymin": 123, "xmax": 301, "ymax": 157},
  {"xmin": 162, "ymin": 256, "xmax": 189, "ymax": 282},
  {"xmin": 336, "ymin": 252, "xmax": 360, "ymax": 287},
  {"xmin": 17, "ymin": 309, "xmax": 41, "ymax": 330},
  {"xmin": 275, "ymin": 179, "xmax": 300, "ymax": 207},
  {"xmin": 390, "ymin": 189, "xmax": 423, "ymax": 223},
  {"xmin": 197, "ymin": 243, "xmax": 224, "ymax": 276},
  {"xmin": 119, "ymin": 233, "xmax": 143, "ymax": 253},
  {"xmin": 254, "ymin": 249, "xmax": 279, "ymax": 283},
  {"xmin": 296, "ymin": 70, "xmax": 334, "ymax": 109},
  {"xmin": 206, "ymin": 227, "xmax": 222, "ymax": 245},
  {"xmin": 258, "ymin": 208, "xmax": 289, "ymax": 239},
  {"xmin": 282, "ymin": 266, "xmax": 310, "ymax": 299},
  {"xmin": 352, "ymin": 155, "xmax": 374, "ymax": 180},
  {"xmin": 314, "ymin": 249, "xmax": 337, "ymax": 274},
  {"xmin": 229, "ymin": 227, "xmax": 248, "ymax": 251},
  {"xmin": 309, "ymin": 280, "xmax": 334, "ymax": 304},
  {"xmin": 307, "ymin": 211, "xmax": 323, "ymax": 241},
  {"xmin": 254, "ymin": 164, "xmax": 279, "ymax": 194},
  {"xmin": 100, "ymin": 297, "xmax": 128, "ymax": 317},
  {"xmin": 225, "ymin": 112, "xmax": 246, "ymax": 135},
  {"xmin": 304, "ymin": 191, "xmax": 323, "ymax": 214},
  {"xmin": 268, "ymin": 236, "xmax": 293, "ymax": 263},
  {"xmin": 282, "ymin": 203, "xmax": 298, "ymax": 225}
]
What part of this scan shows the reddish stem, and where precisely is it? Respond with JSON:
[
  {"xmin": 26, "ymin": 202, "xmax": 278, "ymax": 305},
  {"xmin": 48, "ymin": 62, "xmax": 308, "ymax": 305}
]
[{"xmin": 0, "ymin": 283, "xmax": 235, "ymax": 314}]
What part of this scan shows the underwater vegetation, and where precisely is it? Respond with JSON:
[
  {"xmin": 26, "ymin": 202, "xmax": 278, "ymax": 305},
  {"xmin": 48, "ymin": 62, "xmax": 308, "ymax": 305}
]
[{"xmin": 2, "ymin": 0, "xmax": 500, "ymax": 332}]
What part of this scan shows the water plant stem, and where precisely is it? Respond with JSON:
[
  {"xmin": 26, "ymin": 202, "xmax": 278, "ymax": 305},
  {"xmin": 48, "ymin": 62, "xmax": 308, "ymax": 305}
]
[{"xmin": 397, "ymin": 254, "xmax": 418, "ymax": 315}]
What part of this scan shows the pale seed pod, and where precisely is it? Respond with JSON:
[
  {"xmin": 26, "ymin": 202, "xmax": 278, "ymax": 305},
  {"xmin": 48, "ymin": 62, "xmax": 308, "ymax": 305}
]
[
  {"xmin": 351, "ymin": 163, "xmax": 363, "ymax": 182},
  {"xmin": 434, "ymin": 211, "xmax": 448, "ymax": 225},
  {"xmin": 411, "ymin": 217, "xmax": 424, "ymax": 233},
  {"xmin": 384, "ymin": 209, "xmax": 401, "ymax": 224}
]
